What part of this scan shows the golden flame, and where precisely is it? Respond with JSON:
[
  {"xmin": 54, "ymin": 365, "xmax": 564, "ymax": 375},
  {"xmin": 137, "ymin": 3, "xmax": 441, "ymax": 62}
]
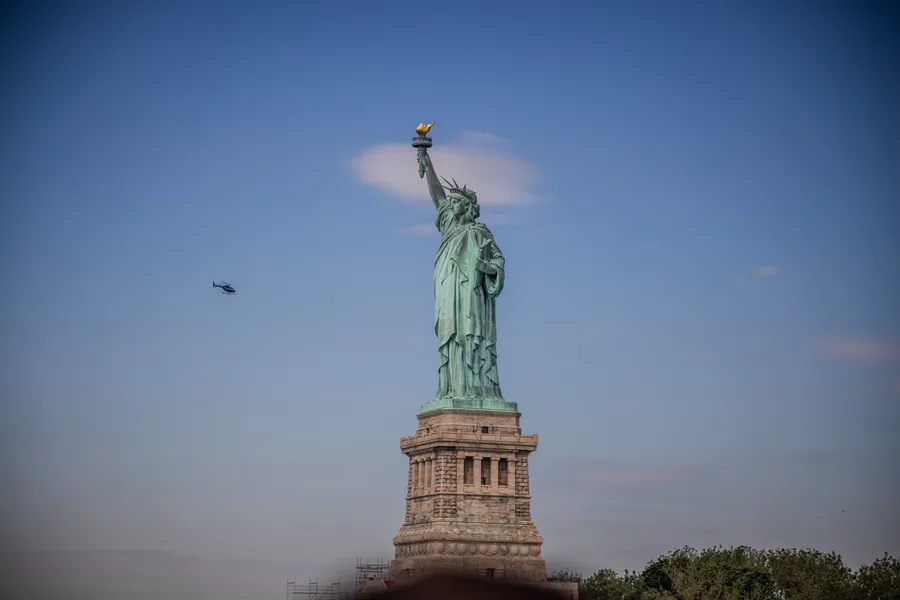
[{"xmin": 415, "ymin": 121, "xmax": 434, "ymax": 136}]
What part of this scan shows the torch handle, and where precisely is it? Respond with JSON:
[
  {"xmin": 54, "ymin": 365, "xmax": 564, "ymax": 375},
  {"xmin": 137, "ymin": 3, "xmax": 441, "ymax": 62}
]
[
  {"xmin": 417, "ymin": 150, "xmax": 427, "ymax": 178},
  {"xmin": 412, "ymin": 134, "xmax": 433, "ymax": 179}
]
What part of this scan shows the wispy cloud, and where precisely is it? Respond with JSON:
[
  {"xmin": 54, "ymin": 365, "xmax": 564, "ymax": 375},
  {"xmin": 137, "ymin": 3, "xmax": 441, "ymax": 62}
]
[
  {"xmin": 736, "ymin": 265, "xmax": 780, "ymax": 283},
  {"xmin": 456, "ymin": 131, "xmax": 507, "ymax": 144},
  {"xmin": 398, "ymin": 223, "xmax": 436, "ymax": 236},
  {"xmin": 818, "ymin": 336, "xmax": 900, "ymax": 363},
  {"xmin": 752, "ymin": 265, "xmax": 779, "ymax": 277},
  {"xmin": 351, "ymin": 131, "xmax": 540, "ymax": 206}
]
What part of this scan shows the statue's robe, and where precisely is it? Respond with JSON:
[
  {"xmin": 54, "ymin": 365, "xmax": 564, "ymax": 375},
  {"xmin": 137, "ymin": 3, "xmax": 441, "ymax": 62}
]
[{"xmin": 433, "ymin": 198, "xmax": 506, "ymax": 401}]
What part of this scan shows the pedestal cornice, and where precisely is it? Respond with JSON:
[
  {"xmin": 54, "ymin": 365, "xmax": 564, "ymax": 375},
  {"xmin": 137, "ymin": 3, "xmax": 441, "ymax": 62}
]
[{"xmin": 400, "ymin": 430, "xmax": 539, "ymax": 453}]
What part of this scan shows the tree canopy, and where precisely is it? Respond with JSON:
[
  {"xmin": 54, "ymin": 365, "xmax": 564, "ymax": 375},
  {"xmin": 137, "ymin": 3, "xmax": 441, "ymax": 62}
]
[{"xmin": 552, "ymin": 547, "xmax": 899, "ymax": 600}]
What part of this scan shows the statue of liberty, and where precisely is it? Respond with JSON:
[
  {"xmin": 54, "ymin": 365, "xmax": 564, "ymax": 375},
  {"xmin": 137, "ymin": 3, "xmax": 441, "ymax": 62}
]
[{"xmin": 412, "ymin": 123, "xmax": 517, "ymax": 413}]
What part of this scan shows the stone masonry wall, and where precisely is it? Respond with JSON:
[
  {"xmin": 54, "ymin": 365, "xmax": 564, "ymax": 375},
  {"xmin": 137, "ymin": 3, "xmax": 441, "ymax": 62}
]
[
  {"xmin": 435, "ymin": 451, "xmax": 457, "ymax": 493},
  {"xmin": 432, "ymin": 494, "xmax": 458, "ymax": 519},
  {"xmin": 432, "ymin": 450, "xmax": 458, "ymax": 519},
  {"xmin": 515, "ymin": 498, "xmax": 532, "ymax": 521},
  {"xmin": 405, "ymin": 458, "xmax": 414, "ymax": 524},
  {"xmin": 456, "ymin": 496, "xmax": 516, "ymax": 524},
  {"xmin": 417, "ymin": 410, "xmax": 521, "ymax": 436},
  {"xmin": 515, "ymin": 453, "xmax": 532, "ymax": 522},
  {"xmin": 515, "ymin": 454, "xmax": 529, "ymax": 495},
  {"xmin": 407, "ymin": 497, "xmax": 434, "ymax": 524}
]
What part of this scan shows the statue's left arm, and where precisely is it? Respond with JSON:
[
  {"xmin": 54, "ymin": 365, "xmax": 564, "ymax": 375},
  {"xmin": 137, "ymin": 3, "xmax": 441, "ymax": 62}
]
[{"xmin": 476, "ymin": 239, "xmax": 505, "ymax": 298}]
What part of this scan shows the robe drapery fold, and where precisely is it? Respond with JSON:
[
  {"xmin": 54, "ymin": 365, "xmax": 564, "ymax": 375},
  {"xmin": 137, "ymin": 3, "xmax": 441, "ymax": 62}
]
[{"xmin": 432, "ymin": 198, "xmax": 506, "ymax": 402}]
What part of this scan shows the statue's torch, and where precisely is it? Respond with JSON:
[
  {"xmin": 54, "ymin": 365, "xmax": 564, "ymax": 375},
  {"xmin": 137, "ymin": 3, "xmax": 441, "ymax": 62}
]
[{"xmin": 412, "ymin": 121, "xmax": 434, "ymax": 179}]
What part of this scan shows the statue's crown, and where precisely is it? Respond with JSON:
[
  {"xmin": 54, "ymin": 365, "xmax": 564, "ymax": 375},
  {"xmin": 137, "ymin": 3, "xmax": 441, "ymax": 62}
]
[{"xmin": 441, "ymin": 176, "xmax": 477, "ymax": 203}]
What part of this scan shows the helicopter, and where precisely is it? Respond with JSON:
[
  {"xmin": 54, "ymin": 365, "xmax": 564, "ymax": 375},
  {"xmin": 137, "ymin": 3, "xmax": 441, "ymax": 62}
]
[{"xmin": 213, "ymin": 281, "xmax": 236, "ymax": 295}]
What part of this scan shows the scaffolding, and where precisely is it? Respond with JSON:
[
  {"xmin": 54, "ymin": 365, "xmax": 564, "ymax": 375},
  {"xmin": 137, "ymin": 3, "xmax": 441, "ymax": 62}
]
[
  {"xmin": 286, "ymin": 578, "xmax": 344, "ymax": 600},
  {"xmin": 286, "ymin": 556, "xmax": 391, "ymax": 600},
  {"xmin": 355, "ymin": 557, "xmax": 390, "ymax": 591}
]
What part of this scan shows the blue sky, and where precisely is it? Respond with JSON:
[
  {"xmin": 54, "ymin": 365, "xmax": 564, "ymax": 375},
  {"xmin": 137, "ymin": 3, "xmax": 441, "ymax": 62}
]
[{"xmin": 2, "ymin": 1, "xmax": 898, "ymax": 598}]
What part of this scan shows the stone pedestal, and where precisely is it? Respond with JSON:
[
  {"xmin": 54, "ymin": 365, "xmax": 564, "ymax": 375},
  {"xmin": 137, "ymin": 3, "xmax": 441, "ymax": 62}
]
[{"xmin": 389, "ymin": 409, "xmax": 546, "ymax": 583}]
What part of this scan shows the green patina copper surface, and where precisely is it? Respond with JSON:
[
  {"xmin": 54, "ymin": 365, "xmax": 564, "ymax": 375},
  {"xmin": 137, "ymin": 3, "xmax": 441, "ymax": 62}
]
[{"xmin": 412, "ymin": 128, "xmax": 517, "ymax": 415}]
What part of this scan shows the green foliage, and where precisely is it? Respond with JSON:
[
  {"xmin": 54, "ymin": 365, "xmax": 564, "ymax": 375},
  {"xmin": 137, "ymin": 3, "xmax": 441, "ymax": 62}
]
[
  {"xmin": 576, "ymin": 547, "xmax": 898, "ymax": 600},
  {"xmin": 762, "ymin": 548, "xmax": 853, "ymax": 600},
  {"xmin": 855, "ymin": 553, "xmax": 900, "ymax": 600},
  {"xmin": 641, "ymin": 555, "xmax": 675, "ymax": 595},
  {"xmin": 663, "ymin": 546, "xmax": 775, "ymax": 600},
  {"xmin": 549, "ymin": 570, "xmax": 585, "ymax": 584},
  {"xmin": 641, "ymin": 547, "xmax": 697, "ymax": 597},
  {"xmin": 583, "ymin": 568, "xmax": 648, "ymax": 600}
]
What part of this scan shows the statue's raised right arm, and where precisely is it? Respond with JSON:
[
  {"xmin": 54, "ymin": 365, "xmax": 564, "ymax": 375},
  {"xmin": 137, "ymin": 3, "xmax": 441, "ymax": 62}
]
[{"xmin": 417, "ymin": 150, "xmax": 446, "ymax": 210}]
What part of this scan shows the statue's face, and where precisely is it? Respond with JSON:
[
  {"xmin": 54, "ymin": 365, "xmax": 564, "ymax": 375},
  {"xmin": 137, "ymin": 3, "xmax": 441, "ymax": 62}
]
[{"xmin": 450, "ymin": 194, "xmax": 468, "ymax": 217}]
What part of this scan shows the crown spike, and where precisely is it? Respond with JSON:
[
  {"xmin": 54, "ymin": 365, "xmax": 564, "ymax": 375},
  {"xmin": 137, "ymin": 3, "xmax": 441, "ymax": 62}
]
[{"xmin": 437, "ymin": 175, "xmax": 478, "ymax": 203}]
